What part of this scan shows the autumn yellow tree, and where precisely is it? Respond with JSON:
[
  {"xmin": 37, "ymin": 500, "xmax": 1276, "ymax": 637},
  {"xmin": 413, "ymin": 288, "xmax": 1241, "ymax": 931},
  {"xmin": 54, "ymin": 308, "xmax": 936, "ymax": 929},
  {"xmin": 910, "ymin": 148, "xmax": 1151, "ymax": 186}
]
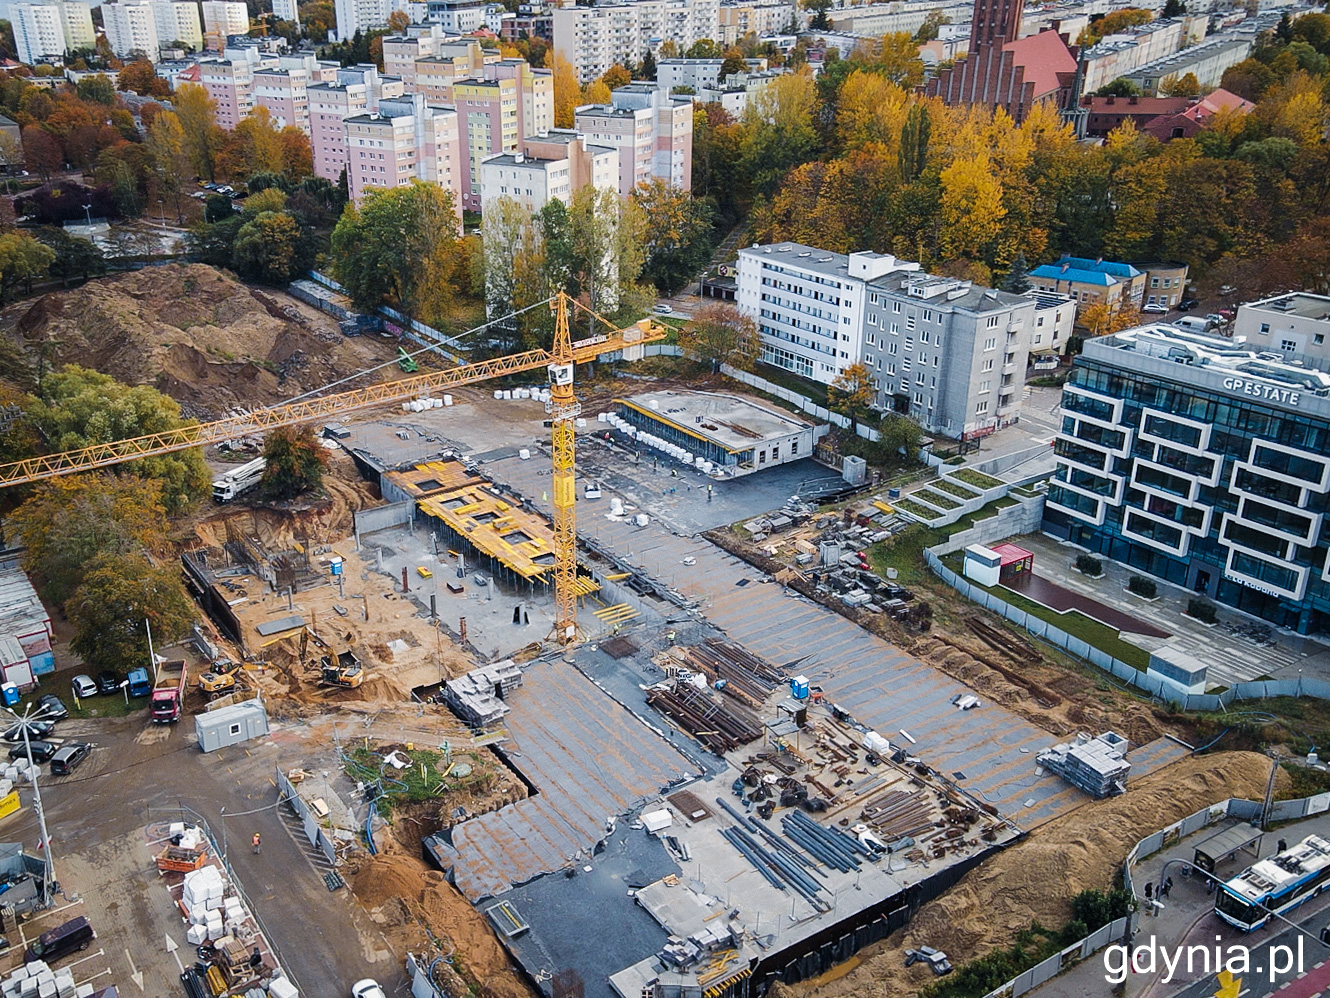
[
  {"xmin": 551, "ymin": 50, "xmax": 582, "ymax": 127},
  {"xmin": 601, "ymin": 63, "xmax": 631, "ymax": 90},
  {"xmin": 836, "ymin": 71, "xmax": 910, "ymax": 152},
  {"xmin": 582, "ymin": 79, "xmax": 612, "ymax": 105},
  {"xmin": 147, "ymin": 109, "xmax": 190, "ymax": 222},
  {"xmin": 828, "ymin": 361, "xmax": 877, "ymax": 432},
  {"xmin": 173, "ymin": 82, "xmax": 222, "ymax": 179},
  {"xmin": 938, "ymin": 153, "xmax": 1006, "ymax": 262}
]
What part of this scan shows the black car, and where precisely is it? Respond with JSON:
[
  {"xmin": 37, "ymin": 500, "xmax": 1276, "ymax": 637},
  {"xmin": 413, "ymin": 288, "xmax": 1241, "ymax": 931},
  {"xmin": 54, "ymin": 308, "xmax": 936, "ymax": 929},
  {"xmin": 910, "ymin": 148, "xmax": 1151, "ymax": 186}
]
[
  {"xmin": 1177, "ymin": 298, "xmax": 1200, "ymax": 311},
  {"xmin": 36, "ymin": 695, "xmax": 68, "ymax": 721},
  {"xmin": 8, "ymin": 741, "xmax": 57, "ymax": 762},
  {"xmin": 0, "ymin": 721, "xmax": 54, "ymax": 744},
  {"xmin": 50, "ymin": 743, "xmax": 91, "ymax": 776},
  {"xmin": 95, "ymin": 671, "xmax": 120, "ymax": 695}
]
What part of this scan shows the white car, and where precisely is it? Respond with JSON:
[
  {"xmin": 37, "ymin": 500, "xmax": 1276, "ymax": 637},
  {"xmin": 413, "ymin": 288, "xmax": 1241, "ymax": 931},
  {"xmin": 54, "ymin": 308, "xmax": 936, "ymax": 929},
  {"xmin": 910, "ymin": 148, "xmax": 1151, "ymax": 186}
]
[
  {"xmin": 351, "ymin": 982, "xmax": 387, "ymax": 998},
  {"xmin": 653, "ymin": 304, "xmax": 673, "ymax": 314},
  {"xmin": 1142, "ymin": 303, "xmax": 1169, "ymax": 314},
  {"xmin": 71, "ymin": 674, "xmax": 97, "ymax": 699}
]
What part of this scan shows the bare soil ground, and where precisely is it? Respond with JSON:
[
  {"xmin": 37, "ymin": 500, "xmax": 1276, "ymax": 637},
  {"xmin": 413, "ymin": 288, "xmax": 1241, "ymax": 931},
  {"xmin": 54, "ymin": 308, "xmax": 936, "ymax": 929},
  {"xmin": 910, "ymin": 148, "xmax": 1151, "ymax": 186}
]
[
  {"xmin": 0, "ymin": 263, "xmax": 399, "ymax": 419},
  {"xmin": 779, "ymin": 751, "xmax": 1284, "ymax": 998}
]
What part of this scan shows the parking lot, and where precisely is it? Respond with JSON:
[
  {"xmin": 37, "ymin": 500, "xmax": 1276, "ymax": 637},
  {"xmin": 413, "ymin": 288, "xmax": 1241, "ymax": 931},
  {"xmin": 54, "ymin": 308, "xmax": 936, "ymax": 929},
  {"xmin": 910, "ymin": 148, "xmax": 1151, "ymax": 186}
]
[{"xmin": 0, "ymin": 673, "xmax": 405, "ymax": 997}]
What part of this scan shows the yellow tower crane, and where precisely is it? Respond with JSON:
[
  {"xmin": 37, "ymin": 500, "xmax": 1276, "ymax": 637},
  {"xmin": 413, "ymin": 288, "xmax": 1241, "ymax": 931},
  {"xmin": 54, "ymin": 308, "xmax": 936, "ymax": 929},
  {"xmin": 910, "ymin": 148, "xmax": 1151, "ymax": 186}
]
[{"xmin": 0, "ymin": 293, "xmax": 666, "ymax": 643}]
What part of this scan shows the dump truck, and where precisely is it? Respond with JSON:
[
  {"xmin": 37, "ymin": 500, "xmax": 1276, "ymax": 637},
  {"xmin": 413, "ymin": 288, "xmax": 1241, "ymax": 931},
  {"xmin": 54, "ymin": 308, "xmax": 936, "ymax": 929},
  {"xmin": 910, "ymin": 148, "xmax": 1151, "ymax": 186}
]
[
  {"xmin": 198, "ymin": 660, "xmax": 240, "ymax": 696},
  {"xmin": 319, "ymin": 650, "xmax": 363, "ymax": 688},
  {"xmin": 150, "ymin": 660, "xmax": 188, "ymax": 723},
  {"xmin": 211, "ymin": 457, "xmax": 266, "ymax": 503}
]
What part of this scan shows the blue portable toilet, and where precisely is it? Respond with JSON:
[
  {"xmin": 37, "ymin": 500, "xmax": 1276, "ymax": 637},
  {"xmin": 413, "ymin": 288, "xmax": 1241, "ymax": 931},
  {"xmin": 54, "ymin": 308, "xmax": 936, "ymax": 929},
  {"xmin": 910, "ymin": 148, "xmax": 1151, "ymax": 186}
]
[
  {"xmin": 790, "ymin": 675, "xmax": 810, "ymax": 699},
  {"xmin": 1, "ymin": 683, "xmax": 19, "ymax": 707}
]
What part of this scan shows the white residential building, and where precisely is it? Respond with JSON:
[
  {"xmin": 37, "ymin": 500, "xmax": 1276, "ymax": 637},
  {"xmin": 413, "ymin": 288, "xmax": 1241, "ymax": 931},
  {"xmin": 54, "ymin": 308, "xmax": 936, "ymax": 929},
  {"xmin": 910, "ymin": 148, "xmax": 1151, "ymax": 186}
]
[
  {"xmin": 200, "ymin": 0, "xmax": 249, "ymax": 42},
  {"xmin": 335, "ymin": 0, "xmax": 393, "ymax": 41},
  {"xmin": 552, "ymin": 0, "xmax": 720, "ymax": 83},
  {"xmin": 424, "ymin": 0, "xmax": 487, "ymax": 32},
  {"xmin": 1234, "ymin": 292, "xmax": 1330, "ymax": 363},
  {"xmin": 272, "ymin": 0, "xmax": 300, "ymax": 23},
  {"xmin": 479, "ymin": 131, "xmax": 618, "ymax": 213},
  {"xmin": 717, "ymin": 0, "xmax": 795, "ymax": 43},
  {"xmin": 10, "ymin": 2, "xmax": 66, "ymax": 64},
  {"xmin": 102, "ymin": 2, "xmax": 159, "ymax": 58},
  {"xmin": 344, "ymin": 93, "xmax": 463, "ymax": 218},
  {"xmin": 57, "ymin": 0, "xmax": 94, "ymax": 50},
  {"xmin": 149, "ymin": 0, "xmax": 202, "ymax": 51}
]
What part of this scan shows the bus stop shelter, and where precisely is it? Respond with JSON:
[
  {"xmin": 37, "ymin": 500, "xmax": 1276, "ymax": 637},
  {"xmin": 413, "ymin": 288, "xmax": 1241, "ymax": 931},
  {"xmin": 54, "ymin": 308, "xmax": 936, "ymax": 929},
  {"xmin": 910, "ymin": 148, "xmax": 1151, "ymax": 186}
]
[{"xmin": 1193, "ymin": 822, "xmax": 1263, "ymax": 875}]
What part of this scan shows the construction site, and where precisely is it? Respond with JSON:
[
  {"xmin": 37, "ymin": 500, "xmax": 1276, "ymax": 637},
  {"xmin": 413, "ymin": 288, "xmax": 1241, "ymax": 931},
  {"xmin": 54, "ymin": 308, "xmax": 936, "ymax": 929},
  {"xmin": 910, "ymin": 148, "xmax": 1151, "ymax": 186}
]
[{"xmin": 0, "ymin": 267, "xmax": 1292, "ymax": 998}]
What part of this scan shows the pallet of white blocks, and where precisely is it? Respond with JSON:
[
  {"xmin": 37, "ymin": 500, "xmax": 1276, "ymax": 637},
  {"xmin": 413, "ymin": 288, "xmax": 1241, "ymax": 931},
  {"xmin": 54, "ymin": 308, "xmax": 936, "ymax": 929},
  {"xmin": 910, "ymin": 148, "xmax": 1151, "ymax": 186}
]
[
  {"xmin": 180, "ymin": 865, "xmax": 253, "ymax": 945},
  {"xmin": 0, "ymin": 960, "xmax": 81, "ymax": 998}
]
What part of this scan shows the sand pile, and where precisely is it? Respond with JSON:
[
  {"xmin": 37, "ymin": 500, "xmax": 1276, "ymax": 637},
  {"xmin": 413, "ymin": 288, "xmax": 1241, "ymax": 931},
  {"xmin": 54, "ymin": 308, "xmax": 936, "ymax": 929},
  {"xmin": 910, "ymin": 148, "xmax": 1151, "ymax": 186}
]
[
  {"xmin": 349, "ymin": 850, "xmax": 535, "ymax": 998},
  {"xmin": 787, "ymin": 751, "xmax": 1281, "ymax": 998},
  {"xmin": 5, "ymin": 264, "xmax": 395, "ymax": 419}
]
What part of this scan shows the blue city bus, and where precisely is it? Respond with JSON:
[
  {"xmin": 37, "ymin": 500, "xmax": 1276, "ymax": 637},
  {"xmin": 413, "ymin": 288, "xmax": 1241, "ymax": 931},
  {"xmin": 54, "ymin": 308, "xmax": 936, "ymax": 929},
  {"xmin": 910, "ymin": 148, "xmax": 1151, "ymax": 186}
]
[{"xmin": 1215, "ymin": 835, "xmax": 1330, "ymax": 931}]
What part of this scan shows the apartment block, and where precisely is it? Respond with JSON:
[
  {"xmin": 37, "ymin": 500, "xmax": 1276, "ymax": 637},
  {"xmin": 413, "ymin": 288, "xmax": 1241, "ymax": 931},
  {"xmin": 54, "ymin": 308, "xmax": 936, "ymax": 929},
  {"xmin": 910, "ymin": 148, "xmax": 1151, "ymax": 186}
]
[
  {"xmin": 382, "ymin": 25, "xmax": 455, "ymax": 84},
  {"xmin": 309, "ymin": 65, "xmax": 403, "ymax": 181},
  {"xmin": 573, "ymin": 84, "xmax": 691, "ymax": 195},
  {"xmin": 552, "ymin": 0, "xmax": 720, "ymax": 83},
  {"xmin": 736, "ymin": 241, "xmax": 1038, "ymax": 438},
  {"xmin": 200, "ymin": 0, "xmax": 250, "ymax": 44},
  {"xmin": 149, "ymin": 1, "xmax": 203, "ymax": 51},
  {"xmin": 480, "ymin": 130, "xmax": 618, "ymax": 212},
  {"xmin": 10, "ymin": 3, "xmax": 67, "ymax": 64},
  {"xmin": 197, "ymin": 58, "xmax": 254, "ymax": 128},
  {"xmin": 424, "ymin": 0, "xmax": 487, "ymax": 32},
  {"xmin": 344, "ymin": 92, "xmax": 463, "ymax": 219},
  {"xmin": 1044, "ymin": 324, "xmax": 1330, "ymax": 634},
  {"xmin": 335, "ymin": 0, "xmax": 394, "ymax": 41},
  {"xmin": 454, "ymin": 76, "xmax": 520, "ymax": 212},
  {"xmin": 102, "ymin": 2, "xmax": 159, "ymax": 59},
  {"xmin": 58, "ymin": 0, "xmax": 94, "ymax": 50},
  {"xmin": 272, "ymin": 0, "xmax": 300, "ymax": 23},
  {"xmin": 717, "ymin": 0, "xmax": 795, "ymax": 44},
  {"xmin": 1024, "ymin": 289, "xmax": 1076, "ymax": 356},
  {"xmin": 251, "ymin": 67, "xmax": 310, "ymax": 131},
  {"xmin": 486, "ymin": 59, "xmax": 554, "ymax": 142}
]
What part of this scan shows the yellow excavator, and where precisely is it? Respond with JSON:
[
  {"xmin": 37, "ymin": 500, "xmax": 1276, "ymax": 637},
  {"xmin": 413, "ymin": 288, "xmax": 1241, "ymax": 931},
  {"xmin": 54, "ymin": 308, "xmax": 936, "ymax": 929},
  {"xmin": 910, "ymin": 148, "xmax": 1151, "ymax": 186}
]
[
  {"xmin": 198, "ymin": 660, "xmax": 240, "ymax": 696},
  {"xmin": 319, "ymin": 649, "xmax": 363, "ymax": 688}
]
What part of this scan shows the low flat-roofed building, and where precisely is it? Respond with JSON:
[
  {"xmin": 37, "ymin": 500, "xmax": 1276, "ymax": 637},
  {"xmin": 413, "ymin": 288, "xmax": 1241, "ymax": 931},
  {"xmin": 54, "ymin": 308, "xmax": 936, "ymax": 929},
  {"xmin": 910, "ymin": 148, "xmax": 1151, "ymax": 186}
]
[
  {"xmin": 615, "ymin": 390, "xmax": 824, "ymax": 478},
  {"xmin": 1234, "ymin": 292, "xmax": 1330, "ymax": 363}
]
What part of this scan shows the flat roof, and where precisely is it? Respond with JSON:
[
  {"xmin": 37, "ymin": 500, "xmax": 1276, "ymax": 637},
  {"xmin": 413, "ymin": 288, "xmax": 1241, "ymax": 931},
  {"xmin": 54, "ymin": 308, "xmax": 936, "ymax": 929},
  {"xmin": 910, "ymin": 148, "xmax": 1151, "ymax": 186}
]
[
  {"xmin": 418, "ymin": 482, "xmax": 558, "ymax": 580},
  {"xmin": 380, "ymin": 459, "xmax": 483, "ymax": 499},
  {"xmin": 1243, "ymin": 293, "xmax": 1330, "ymax": 322},
  {"xmin": 991, "ymin": 543, "xmax": 1033, "ymax": 566},
  {"xmin": 617, "ymin": 391, "xmax": 811, "ymax": 453},
  {"xmin": 1091, "ymin": 323, "xmax": 1330, "ymax": 387}
]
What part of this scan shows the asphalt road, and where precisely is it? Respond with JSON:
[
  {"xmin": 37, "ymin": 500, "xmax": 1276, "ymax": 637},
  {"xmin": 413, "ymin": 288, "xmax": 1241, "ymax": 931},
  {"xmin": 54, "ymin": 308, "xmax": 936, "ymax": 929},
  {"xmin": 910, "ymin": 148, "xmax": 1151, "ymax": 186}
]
[
  {"xmin": 1165, "ymin": 896, "xmax": 1330, "ymax": 998},
  {"xmin": 4, "ymin": 695, "xmax": 403, "ymax": 996}
]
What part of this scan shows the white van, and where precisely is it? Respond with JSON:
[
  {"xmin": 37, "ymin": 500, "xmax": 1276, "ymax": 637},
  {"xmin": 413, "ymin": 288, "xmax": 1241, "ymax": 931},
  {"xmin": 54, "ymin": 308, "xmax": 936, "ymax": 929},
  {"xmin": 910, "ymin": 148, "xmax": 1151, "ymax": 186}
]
[{"xmin": 1172, "ymin": 316, "xmax": 1214, "ymax": 333}]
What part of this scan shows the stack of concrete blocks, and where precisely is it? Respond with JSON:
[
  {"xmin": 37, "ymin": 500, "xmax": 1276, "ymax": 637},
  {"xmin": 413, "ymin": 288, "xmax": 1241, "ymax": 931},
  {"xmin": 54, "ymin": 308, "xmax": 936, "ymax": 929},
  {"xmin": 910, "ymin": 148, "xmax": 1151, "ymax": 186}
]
[
  {"xmin": 267, "ymin": 975, "xmax": 299, "ymax": 998},
  {"xmin": 182, "ymin": 865, "xmax": 228, "ymax": 944},
  {"xmin": 0, "ymin": 962, "xmax": 79, "ymax": 998},
  {"xmin": 443, "ymin": 659, "xmax": 523, "ymax": 727},
  {"xmin": 0, "ymin": 760, "xmax": 39, "ymax": 785}
]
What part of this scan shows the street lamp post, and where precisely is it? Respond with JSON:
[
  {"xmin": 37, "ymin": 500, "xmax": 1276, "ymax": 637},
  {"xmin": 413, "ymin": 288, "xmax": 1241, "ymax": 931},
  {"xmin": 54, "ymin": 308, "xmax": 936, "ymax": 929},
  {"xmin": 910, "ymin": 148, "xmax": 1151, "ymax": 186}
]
[
  {"xmin": 81, "ymin": 204, "xmax": 91, "ymax": 227},
  {"xmin": 7, "ymin": 703, "xmax": 56, "ymax": 905}
]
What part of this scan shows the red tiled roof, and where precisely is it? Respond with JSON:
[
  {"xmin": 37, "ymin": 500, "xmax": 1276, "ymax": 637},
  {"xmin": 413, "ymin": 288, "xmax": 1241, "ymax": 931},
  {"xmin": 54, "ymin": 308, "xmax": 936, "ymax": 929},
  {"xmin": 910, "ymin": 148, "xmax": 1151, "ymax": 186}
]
[
  {"xmin": 1083, "ymin": 96, "xmax": 1190, "ymax": 115},
  {"xmin": 1003, "ymin": 29, "xmax": 1077, "ymax": 99}
]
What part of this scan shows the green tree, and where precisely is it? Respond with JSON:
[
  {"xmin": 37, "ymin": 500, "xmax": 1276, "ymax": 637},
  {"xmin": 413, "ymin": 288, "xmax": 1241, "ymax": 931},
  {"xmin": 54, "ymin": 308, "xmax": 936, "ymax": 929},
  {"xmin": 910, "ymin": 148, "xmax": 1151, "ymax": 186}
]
[
  {"xmin": 11, "ymin": 475, "xmax": 166, "ymax": 605},
  {"xmin": 260, "ymin": 425, "xmax": 328, "ymax": 500},
  {"xmin": 232, "ymin": 211, "xmax": 303, "ymax": 284},
  {"xmin": 898, "ymin": 103, "xmax": 931, "ymax": 183},
  {"xmin": 1070, "ymin": 889, "xmax": 1136, "ymax": 932},
  {"xmin": 1000, "ymin": 251, "xmax": 1031, "ymax": 292},
  {"xmin": 68, "ymin": 552, "xmax": 194, "ymax": 675},
  {"xmin": 631, "ymin": 178, "xmax": 715, "ymax": 294},
  {"xmin": 76, "ymin": 73, "xmax": 116, "ymax": 105},
  {"xmin": 25, "ymin": 366, "xmax": 209, "ymax": 513},
  {"xmin": 678, "ymin": 303, "xmax": 760, "ymax": 370},
  {"xmin": 565, "ymin": 184, "xmax": 644, "ymax": 314},
  {"xmin": 878, "ymin": 413, "xmax": 923, "ymax": 462},
  {"xmin": 0, "ymin": 232, "xmax": 54, "ymax": 303},
  {"xmin": 1161, "ymin": 0, "xmax": 1187, "ymax": 16},
  {"xmin": 36, "ymin": 228, "xmax": 105, "ymax": 286},
  {"xmin": 828, "ymin": 361, "xmax": 876, "ymax": 432},
  {"xmin": 173, "ymin": 83, "xmax": 222, "ymax": 180},
  {"xmin": 685, "ymin": 39, "xmax": 722, "ymax": 58},
  {"xmin": 720, "ymin": 47, "xmax": 747, "ymax": 79},
  {"xmin": 147, "ymin": 109, "xmax": 191, "ymax": 223},
  {"xmin": 915, "ymin": 10, "xmax": 948, "ymax": 41},
  {"xmin": 1096, "ymin": 78, "xmax": 1142, "ymax": 97},
  {"xmin": 804, "ymin": 0, "xmax": 833, "ymax": 30},
  {"xmin": 329, "ymin": 181, "xmax": 462, "ymax": 325},
  {"xmin": 203, "ymin": 193, "xmax": 235, "ymax": 223}
]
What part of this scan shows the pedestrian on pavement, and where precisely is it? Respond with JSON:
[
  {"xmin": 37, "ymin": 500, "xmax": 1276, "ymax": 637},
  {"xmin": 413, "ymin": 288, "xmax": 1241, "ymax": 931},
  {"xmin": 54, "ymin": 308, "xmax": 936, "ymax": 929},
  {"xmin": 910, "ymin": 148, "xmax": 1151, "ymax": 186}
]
[
  {"xmin": 1162, "ymin": 876, "xmax": 1173, "ymax": 898},
  {"xmin": 1278, "ymin": 838, "xmax": 1288, "ymax": 854},
  {"xmin": 1144, "ymin": 882, "xmax": 1152, "ymax": 899},
  {"xmin": 252, "ymin": 832, "xmax": 261, "ymax": 855}
]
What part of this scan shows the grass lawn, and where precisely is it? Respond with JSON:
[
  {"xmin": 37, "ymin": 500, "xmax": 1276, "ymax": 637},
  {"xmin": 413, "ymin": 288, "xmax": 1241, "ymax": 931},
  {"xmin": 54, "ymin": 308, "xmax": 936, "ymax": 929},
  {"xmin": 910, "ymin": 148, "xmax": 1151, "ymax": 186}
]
[
  {"xmin": 346, "ymin": 745, "xmax": 447, "ymax": 816},
  {"xmin": 941, "ymin": 552, "xmax": 1150, "ymax": 669},
  {"xmin": 915, "ymin": 488, "xmax": 961, "ymax": 510},
  {"xmin": 949, "ymin": 468, "xmax": 1005, "ymax": 490},
  {"xmin": 869, "ymin": 523, "xmax": 943, "ymax": 591},
  {"xmin": 895, "ymin": 497, "xmax": 943, "ymax": 520},
  {"xmin": 751, "ymin": 362, "xmax": 830, "ymax": 408},
  {"xmin": 15, "ymin": 667, "xmax": 147, "ymax": 721},
  {"xmin": 934, "ymin": 479, "xmax": 981, "ymax": 500}
]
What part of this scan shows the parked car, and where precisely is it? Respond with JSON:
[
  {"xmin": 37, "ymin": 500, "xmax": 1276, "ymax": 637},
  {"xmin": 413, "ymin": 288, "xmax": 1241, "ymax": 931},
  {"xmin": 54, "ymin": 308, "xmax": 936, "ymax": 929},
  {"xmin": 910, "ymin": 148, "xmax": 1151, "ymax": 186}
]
[
  {"xmin": 95, "ymin": 671, "xmax": 121, "ymax": 695},
  {"xmin": 36, "ymin": 694, "xmax": 68, "ymax": 721},
  {"xmin": 49, "ymin": 743, "xmax": 91, "ymax": 776},
  {"xmin": 0, "ymin": 720, "xmax": 55, "ymax": 744},
  {"xmin": 351, "ymin": 981, "xmax": 387, "ymax": 998},
  {"xmin": 9, "ymin": 741, "xmax": 57, "ymax": 762},
  {"xmin": 653, "ymin": 303, "xmax": 673, "ymax": 314},
  {"xmin": 1142, "ymin": 303, "xmax": 1169, "ymax": 314},
  {"xmin": 70, "ymin": 675, "xmax": 97, "ymax": 699},
  {"xmin": 1177, "ymin": 298, "xmax": 1199, "ymax": 311},
  {"xmin": 24, "ymin": 916, "xmax": 94, "ymax": 965}
]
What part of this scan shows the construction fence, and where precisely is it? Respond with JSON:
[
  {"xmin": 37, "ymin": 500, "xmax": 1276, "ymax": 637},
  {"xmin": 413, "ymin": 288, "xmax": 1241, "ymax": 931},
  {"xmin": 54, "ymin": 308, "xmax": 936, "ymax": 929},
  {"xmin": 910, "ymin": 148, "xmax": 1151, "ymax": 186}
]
[
  {"xmin": 275, "ymin": 767, "xmax": 337, "ymax": 866},
  {"xmin": 719, "ymin": 365, "xmax": 883, "ymax": 442},
  {"xmin": 925, "ymin": 548, "xmax": 1330, "ymax": 711},
  {"xmin": 406, "ymin": 954, "xmax": 448, "ymax": 998}
]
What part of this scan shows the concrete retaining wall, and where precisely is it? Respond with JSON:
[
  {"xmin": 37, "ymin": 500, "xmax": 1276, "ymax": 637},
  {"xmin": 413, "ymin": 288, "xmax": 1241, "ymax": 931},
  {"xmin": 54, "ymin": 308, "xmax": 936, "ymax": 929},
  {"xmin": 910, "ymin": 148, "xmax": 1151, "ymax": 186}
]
[{"xmin": 354, "ymin": 501, "xmax": 415, "ymax": 538}]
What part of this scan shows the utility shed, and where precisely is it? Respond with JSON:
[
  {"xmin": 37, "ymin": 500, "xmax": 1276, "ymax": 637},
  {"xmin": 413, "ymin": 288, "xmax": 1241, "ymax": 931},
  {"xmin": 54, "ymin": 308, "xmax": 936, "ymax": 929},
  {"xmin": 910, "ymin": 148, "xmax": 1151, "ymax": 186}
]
[
  {"xmin": 444, "ymin": 660, "xmax": 523, "ymax": 727},
  {"xmin": 195, "ymin": 700, "xmax": 269, "ymax": 753}
]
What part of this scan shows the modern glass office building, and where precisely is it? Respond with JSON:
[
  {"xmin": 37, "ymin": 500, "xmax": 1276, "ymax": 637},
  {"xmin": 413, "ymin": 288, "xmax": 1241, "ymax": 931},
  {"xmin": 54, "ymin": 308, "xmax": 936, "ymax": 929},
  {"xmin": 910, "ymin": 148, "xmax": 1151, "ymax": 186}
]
[{"xmin": 1043, "ymin": 324, "xmax": 1330, "ymax": 634}]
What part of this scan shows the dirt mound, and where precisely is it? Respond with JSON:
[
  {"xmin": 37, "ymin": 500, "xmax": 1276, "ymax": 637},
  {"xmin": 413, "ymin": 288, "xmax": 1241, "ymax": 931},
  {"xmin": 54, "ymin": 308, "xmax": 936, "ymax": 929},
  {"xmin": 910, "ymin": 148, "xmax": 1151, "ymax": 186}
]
[
  {"xmin": 787, "ymin": 751, "xmax": 1282, "ymax": 998},
  {"xmin": 4, "ymin": 264, "xmax": 395, "ymax": 419},
  {"xmin": 348, "ymin": 850, "xmax": 534, "ymax": 998}
]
